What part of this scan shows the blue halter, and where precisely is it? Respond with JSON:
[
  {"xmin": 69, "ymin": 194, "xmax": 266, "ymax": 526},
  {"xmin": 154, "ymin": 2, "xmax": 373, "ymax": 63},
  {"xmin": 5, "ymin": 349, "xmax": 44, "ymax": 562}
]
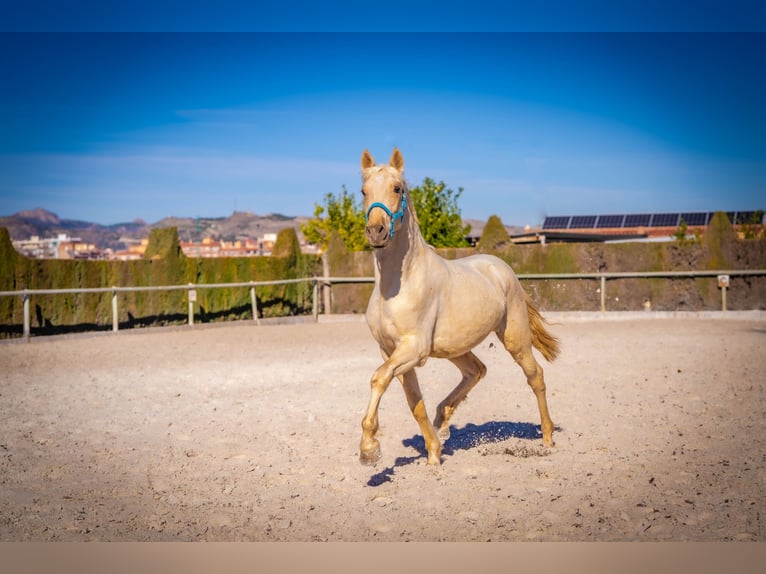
[{"xmin": 366, "ymin": 192, "xmax": 407, "ymax": 238}]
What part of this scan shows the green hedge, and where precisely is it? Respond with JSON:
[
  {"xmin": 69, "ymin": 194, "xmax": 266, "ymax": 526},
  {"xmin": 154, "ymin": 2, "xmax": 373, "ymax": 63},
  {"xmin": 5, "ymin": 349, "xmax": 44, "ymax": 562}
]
[
  {"xmin": 328, "ymin": 214, "xmax": 766, "ymax": 313},
  {"xmin": 0, "ymin": 227, "xmax": 320, "ymax": 337},
  {"xmin": 2, "ymin": 213, "xmax": 764, "ymax": 337}
]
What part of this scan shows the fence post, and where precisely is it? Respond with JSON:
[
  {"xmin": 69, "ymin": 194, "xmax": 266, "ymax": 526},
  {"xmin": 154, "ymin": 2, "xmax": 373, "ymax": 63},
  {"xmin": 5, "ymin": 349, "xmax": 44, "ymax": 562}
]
[
  {"xmin": 717, "ymin": 275, "xmax": 730, "ymax": 312},
  {"xmin": 250, "ymin": 283, "xmax": 260, "ymax": 324},
  {"xmin": 23, "ymin": 290, "xmax": 30, "ymax": 340},
  {"xmin": 187, "ymin": 284, "xmax": 195, "ymax": 326},
  {"xmin": 112, "ymin": 288, "xmax": 119, "ymax": 332},
  {"xmin": 600, "ymin": 275, "xmax": 606, "ymax": 312},
  {"xmin": 322, "ymin": 254, "xmax": 332, "ymax": 315},
  {"xmin": 312, "ymin": 278, "xmax": 319, "ymax": 322}
]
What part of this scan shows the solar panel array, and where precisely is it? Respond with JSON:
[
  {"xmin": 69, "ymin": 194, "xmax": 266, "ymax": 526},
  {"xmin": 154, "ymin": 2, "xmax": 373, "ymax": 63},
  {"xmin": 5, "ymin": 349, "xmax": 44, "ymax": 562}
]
[
  {"xmin": 595, "ymin": 214, "xmax": 624, "ymax": 228},
  {"xmin": 542, "ymin": 211, "xmax": 763, "ymax": 230},
  {"xmin": 624, "ymin": 214, "xmax": 652, "ymax": 227}
]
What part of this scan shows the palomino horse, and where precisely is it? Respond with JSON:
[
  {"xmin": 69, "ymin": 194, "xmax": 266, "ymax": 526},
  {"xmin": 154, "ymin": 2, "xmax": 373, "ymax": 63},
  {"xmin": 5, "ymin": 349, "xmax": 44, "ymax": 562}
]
[{"xmin": 359, "ymin": 148, "xmax": 561, "ymax": 466}]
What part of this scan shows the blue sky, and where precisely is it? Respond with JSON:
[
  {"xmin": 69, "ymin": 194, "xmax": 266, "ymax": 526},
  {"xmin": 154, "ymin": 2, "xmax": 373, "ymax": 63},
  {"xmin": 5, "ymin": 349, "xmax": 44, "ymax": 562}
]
[{"xmin": 1, "ymin": 4, "xmax": 765, "ymax": 227}]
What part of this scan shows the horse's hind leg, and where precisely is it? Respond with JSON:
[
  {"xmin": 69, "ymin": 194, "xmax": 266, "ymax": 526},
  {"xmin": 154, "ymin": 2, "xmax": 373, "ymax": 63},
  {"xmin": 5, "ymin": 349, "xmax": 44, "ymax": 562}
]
[
  {"xmin": 502, "ymin": 337, "xmax": 555, "ymax": 447},
  {"xmin": 433, "ymin": 352, "xmax": 487, "ymax": 440}
]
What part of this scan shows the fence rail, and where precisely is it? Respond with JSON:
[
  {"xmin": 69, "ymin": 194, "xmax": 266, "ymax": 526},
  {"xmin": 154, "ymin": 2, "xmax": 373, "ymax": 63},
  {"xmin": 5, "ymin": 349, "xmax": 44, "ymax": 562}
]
[
  {"xmin": 1, "ymin": 269, "xmax": 764, "ymax": 339},
  {"xmin": 516, "ymin": 269, "xmax": 766, "ymax": 314}
]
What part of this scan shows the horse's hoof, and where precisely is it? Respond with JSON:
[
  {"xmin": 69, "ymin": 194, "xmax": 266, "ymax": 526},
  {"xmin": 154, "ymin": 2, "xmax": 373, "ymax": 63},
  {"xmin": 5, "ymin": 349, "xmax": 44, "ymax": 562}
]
[
  {"xmin": 425, "ymin": 444, "xmax": 443, "ymax": 466},
  {"xmin": 437, "ymin": 426, "xmax": 451, "ymax": 441},
  {"xmin": 359, "ymin": 445, "xmax": 381, "ymax": 466},
  {"xmin": 426, "ymin": 455, "xmax": 442, "ymax": 467}
]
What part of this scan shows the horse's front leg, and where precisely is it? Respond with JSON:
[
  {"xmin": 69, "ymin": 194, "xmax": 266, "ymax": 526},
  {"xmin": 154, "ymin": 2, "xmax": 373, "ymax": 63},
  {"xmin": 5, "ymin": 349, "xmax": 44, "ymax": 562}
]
[
  {"xmin": 359, "ymin": 359, "xmax": 392, "ymax": 465},
  {"xmin": 359, "ymin": 344, "xmax": 425, "ymax": 466},
  {"xmin": 400, "ymin": 370, "xmax": 442, "ymax": 465}
]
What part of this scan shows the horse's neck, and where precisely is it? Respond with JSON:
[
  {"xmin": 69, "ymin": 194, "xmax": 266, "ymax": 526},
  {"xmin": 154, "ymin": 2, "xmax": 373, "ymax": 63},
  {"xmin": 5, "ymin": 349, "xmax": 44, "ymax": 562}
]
[{"xmin": 374, "ymin": 209, "xmax": 430, "ymax": 295}]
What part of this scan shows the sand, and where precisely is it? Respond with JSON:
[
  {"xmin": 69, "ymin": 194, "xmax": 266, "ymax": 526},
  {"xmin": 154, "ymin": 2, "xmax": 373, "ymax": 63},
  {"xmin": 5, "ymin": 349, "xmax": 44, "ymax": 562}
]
[{"xmin": 1, "ymin": 313, "xmax": 764, "ymax": 541}]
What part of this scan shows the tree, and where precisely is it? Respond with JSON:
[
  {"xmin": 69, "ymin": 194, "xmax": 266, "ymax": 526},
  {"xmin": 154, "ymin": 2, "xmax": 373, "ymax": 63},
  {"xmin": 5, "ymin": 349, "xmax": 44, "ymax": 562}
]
[
  {"xmin": 409, "ymin": 177, "xmax": 471, "ymax": 248},
  {"xmin": 301, "ymin": 186, "xmax": 368, "ymax": 252},
  {"xmin": 740, "ymin": 210, "xmax": 765, "ymax": 240},
  {"xmin": 477, "ymin": 214, "xmax": 510, "ymax": 251},
  {"xmin": 302, "ymin": 177, "xmax": 471, "ymax": 251},
  {"xmin": 673, "ymin": 218, "xmax": 689, "ymax": 243},
  {"xmin": 142, "ymin": 227, "xmax": 184, "ymax": 261},
  {"xmin": 704, "ymin": 211, "xmax": 736, "ymax": 269}
]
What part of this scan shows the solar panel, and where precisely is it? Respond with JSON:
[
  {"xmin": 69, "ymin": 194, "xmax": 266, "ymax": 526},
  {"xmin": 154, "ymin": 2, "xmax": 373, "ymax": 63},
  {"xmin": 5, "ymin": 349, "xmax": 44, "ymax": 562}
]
[
  {"xmin": 624, "ymin": 213, "xmax": 651, "ymax": 227},
  {"xmin": 570, "ymin": 215, "xmax": 597, "ymax": 228},
  {"xmin": 542, "ymin": 216, "xmax": 570, "ymax": 229},
  {"xmin": 680, "ymin": 212, "xmax": 708, "ymax": 226},
  {"xmin": 650, "ymin": 213, "xmax": 680, "ymax": 227},
  {"xmin": 540, "ymin": 210, "xmax": 761, "ymax": 232},
  {"xmin": 596, "ymin": 214, "xmax": 625, "ymax": 228},
  {"xmin": 731, "ymin": 211, "xmax": 758, "ymax": 224}
]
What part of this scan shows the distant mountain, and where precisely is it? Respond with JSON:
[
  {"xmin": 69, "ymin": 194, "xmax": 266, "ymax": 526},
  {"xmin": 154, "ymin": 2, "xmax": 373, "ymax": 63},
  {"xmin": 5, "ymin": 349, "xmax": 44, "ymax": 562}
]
[
  {"xmin": 151, "ymin": 211, "xmax": 311, "ymax": 245},
  {"xmin": 16, "ymin": 208, "xmax": 62, "ymax": 225},
  {"xmin": 1, "ymin": 209, "xmax": 520, "ymax": 252},
  {"xmin": 1, "ymin": 208, "xmax": 113, "ymax": 244},
  {"xmin": 0, "ymin": 208, "xmax": 310, "ymax": 251}
]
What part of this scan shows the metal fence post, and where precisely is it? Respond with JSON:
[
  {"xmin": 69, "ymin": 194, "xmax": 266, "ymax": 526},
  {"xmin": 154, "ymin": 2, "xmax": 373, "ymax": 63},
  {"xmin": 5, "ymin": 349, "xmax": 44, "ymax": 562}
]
[
  {"xmin": 322, "ymin": 255, "xmax": 332, "ymax": 315},
  {"xmin": 600, "ymin": 275, "xmax": 606, "ymax": 312},
  {"xmin": 312, "ymin": 278, "xmax": 319, "ymax": 322},
  {"xmin": 716, "ymin": 275, "xmax": 731, "ymax": 312},
  {"xmin": 112, "ymin": 287, "xmax": 119, "ymax": 332},
  {"xmin": 250, "ymin": 282, "xmax": 260, "ymax": 324},
  {"xmin": 187, "ymin": 284, "xmax": 195, "ymax": 326},
  {"xmin": 23, "ymin": 290, "xmax": 30, "ymax": 340}
]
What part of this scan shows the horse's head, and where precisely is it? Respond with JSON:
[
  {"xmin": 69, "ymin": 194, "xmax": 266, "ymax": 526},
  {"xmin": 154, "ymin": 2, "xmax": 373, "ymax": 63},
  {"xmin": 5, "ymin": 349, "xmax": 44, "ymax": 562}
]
[{"xmin": 360, "ymin": 148, "xmax": 408, "ymax": 249}]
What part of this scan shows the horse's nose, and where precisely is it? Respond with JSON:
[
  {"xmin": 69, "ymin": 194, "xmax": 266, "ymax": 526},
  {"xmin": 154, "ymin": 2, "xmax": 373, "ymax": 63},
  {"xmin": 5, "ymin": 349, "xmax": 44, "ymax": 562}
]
[{"xmin": 365, "ymin": 223, "xmax": 388, "ymax": 246}]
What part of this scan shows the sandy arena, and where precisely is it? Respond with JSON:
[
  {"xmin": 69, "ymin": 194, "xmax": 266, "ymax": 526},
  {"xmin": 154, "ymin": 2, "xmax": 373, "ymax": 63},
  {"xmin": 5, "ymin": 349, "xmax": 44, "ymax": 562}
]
[{"xmin": 1, "ymin": 313, "xmax": 764, "ymax": 541}]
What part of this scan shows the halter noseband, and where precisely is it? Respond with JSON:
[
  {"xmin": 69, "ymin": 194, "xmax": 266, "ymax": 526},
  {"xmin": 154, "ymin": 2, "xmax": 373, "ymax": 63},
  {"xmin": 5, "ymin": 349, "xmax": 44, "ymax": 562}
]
[{"xmin": 366, "ymin": 191, "xmax": 407, "ymax": 238}]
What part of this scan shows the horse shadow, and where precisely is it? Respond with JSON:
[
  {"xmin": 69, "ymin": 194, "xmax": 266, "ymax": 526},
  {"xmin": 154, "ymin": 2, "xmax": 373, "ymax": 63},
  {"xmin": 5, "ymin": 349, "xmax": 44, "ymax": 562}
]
[{"xmin": 367, "ymin": 420, "xmax": 554, "ymax": 487}]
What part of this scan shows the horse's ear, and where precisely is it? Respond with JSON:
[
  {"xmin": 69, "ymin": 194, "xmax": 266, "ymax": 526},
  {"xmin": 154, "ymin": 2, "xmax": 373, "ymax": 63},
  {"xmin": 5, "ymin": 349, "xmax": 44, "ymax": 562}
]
[
  {"xmin": 361, "ymin": 149, "xmax": 375, "ymax": 170},
  {"xmin": 389, "ymin": 148, "xmax": 404, "ymax": 172}
]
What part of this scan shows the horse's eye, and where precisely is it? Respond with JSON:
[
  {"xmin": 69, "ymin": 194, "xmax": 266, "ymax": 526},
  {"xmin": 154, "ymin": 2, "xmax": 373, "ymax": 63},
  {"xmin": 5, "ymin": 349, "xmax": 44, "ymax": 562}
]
[
  {"xmin": 360, "ymin": 188, "xmax": 366, "ymax": 197},
  {"xmin": 393, "ymin": 185, "xmax": 401, "ymax": 194}
]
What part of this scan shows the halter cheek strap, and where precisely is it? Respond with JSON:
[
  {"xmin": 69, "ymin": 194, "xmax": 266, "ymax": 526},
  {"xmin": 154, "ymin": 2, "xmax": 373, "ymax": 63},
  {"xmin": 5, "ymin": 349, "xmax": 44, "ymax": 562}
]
[{"xmin": 366, "ymin": 192, "xmax": 407, "ymax": 238}]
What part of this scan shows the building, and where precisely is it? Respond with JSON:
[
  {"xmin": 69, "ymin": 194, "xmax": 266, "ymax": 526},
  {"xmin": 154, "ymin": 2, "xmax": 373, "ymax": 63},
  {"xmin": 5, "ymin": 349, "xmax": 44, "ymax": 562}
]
[
  {"xmin": 12, "ymin": 233, "xmax": 102, "ymax": 259},
  {"xmin": 109, "ymin": 238, "xmax": 148, "ymax": 261},
  {"xmin": 180, "ymin": 236, "xmax": 267, "ymax": 258},
  {"xmin": 513, "ymin": 210, "xmax": 765, "ymax": 244}
]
